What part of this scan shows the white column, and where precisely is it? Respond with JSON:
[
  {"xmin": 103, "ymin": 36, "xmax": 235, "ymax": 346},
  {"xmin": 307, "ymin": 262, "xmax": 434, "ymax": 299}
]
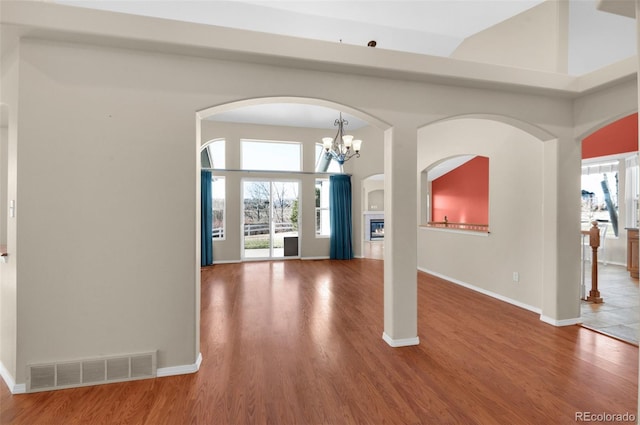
[{"xmin": 382, "ymin": 125, "xmax": 419, "ymax": 347}]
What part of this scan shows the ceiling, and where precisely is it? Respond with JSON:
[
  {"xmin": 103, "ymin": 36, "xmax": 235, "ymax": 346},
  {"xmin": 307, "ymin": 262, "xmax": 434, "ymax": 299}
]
[{"xmin": 54, "ymin": 0, "xmax": 637, "ymax": 129}]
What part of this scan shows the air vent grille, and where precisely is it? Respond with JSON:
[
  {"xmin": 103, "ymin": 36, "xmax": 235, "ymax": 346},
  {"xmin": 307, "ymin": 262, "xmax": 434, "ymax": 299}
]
[
  {"xmin": 27, "ymin": 351, "xmax": 156, "ymax": 393},
  {"xmin": 131, "ymin": 355, "xmax": 153, "ymax": 378},
  {"xmin": 82, "ymin": 360, "xmax": 105, "ymax": 384},
  {"xmin": 30, "ymin": 365, "xmax": 55, "ymax": 391},
  {"xmin": 56, "ymin": 362, "xmax": 81, "ymax": 387},
  {"xmin": 106, "ymin": 357, "xmax": 129, "ymax": 381}
]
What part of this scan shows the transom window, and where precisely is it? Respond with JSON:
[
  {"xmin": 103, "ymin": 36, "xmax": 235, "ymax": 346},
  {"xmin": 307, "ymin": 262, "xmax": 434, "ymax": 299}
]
[{"xmin": 241, "ymin": 140, "xmax": 302, "ymax": 172}]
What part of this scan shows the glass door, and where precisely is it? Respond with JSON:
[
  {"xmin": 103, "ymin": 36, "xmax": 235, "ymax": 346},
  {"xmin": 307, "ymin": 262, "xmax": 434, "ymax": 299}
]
[{"xmin": 242, "ymin": 180, "xmax": 299, "ymax": 260}]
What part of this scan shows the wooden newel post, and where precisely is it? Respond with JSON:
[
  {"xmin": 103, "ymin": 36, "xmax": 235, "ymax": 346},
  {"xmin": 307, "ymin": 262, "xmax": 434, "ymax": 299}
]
[{"xmin": 587, "ymin": 221, "xmax": 603, "ymax": 303}]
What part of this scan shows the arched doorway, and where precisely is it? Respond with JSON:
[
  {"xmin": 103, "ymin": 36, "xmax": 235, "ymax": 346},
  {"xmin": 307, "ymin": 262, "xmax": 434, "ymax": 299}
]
[
  {"xmin": 362, "ymin": 173, "xmax": 384, "ymax": 259},
  {"xmin": 196, "ymin": 97, "xmax": 388, "ymax": 264},
  {"xmin": 578, "ymin": 112, "xmax": 639, "ymax": 345}
]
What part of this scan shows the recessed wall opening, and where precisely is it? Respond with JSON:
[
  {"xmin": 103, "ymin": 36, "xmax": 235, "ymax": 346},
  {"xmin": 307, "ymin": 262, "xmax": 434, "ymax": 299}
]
[{"xmin": 422, "ymin": 154, "xmax": 490, "ymax": 233}]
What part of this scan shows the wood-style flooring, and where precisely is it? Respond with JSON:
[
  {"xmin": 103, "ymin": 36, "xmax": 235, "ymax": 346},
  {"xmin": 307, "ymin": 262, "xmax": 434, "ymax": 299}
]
[{"xmin": 1, "ymin": 259, "xmax": 638, "ymax": 424}]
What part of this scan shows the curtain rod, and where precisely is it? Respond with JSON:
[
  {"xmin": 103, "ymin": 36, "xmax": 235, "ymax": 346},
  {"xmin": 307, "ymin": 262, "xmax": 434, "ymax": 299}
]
[{"xmin": 201, "ymin": 168, "xmax": 351, "ymax": 177}]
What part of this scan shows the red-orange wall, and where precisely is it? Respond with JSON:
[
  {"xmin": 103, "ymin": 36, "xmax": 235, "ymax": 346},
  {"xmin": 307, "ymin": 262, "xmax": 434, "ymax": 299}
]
[
  {"xmin": 431, "ymin": 156, "xmax": 489, "ymax": 224},
  {"xmin": 582, "ymin": 113, "xmax": 638, "ymax": 159}
]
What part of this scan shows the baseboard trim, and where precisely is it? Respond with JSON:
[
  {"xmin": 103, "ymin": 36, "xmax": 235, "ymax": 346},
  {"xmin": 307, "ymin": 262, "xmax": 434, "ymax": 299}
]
[
  {"xmin": 419, "ymin": 268, "xmax": 541, "ymax": 315},
  {"xmin": 540, "ymin": 316, "xmax": 582, "ymax": 327},
  {"xmin": 1, "ymin": 353, "xmax": 203, "ymax": 393},
  {"xmin": 382, "ymin": 333, "xmax": 420, "ymax": 347},
  {"xmin": 157, "ymin": 352, "xmax": 202, "ymax": 377},
  {"xmin": 301, "ymin": 256, "xmax": 330, "ymax": 260},
  {"xmin": 212, "ymin": 260, "xmax": 241, "ymax": 265},
  {"xmin": 0, "ymin": 360, "xmax": 26, "ymax": 394}
]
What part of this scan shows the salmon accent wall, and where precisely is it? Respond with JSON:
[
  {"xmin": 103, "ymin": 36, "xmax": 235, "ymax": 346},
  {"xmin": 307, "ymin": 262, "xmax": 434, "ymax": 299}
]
[
  {"xmin": 431, "ymin": 156, "xmax": 489, "ymax": 224},
  {"xmin": 582, "ymin": 113, "xmax": 638, "ymax": 159}
]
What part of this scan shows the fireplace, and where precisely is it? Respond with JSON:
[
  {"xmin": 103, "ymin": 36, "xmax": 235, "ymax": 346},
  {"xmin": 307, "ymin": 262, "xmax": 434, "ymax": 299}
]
[{"xmin": 370, "ymin": 219, "xmax": 384, "ymax": 240}]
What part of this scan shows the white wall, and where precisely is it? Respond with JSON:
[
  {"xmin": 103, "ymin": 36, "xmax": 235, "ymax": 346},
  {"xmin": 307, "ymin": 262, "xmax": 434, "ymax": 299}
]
[
  {"xmin": 0, "ymin": 32, "xmax": 19, "ymax": 388},
  {"xmin": 452, "ymin": 0, "xmax": 569, "ymax": 73},
  {"xmin": 14, "ymin": 39, "xmax": 201, "ymax": 382},
  {"xmin": 417, "ymin": 118, "xmax": 545, "ymax": 310}
]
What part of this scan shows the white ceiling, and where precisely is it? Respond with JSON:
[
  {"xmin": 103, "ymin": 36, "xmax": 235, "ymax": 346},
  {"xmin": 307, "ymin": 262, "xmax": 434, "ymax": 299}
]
[
  {"xmin": 427, "ymin": 155, "xmax": 476, "ymax": 181},
  {"xmin": 207, "ymin": 103, "xmax": 370, "ymax": 130}
]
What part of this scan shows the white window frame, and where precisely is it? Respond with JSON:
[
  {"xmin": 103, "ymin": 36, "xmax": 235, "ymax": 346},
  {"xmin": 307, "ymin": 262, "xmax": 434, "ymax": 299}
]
[
  {"xmin": 315, "ymin": 178, "xmax": 330, "ymax": 238},
  {"xmin": 212, "ymin": 176, "xmax": 226, "ymax": 240}
]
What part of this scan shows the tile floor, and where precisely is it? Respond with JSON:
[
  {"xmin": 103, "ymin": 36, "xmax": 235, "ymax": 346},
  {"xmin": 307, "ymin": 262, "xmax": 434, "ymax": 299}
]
[{"xmin": 581, "ymin": 263, "xmax": 639, "ymax": 345}]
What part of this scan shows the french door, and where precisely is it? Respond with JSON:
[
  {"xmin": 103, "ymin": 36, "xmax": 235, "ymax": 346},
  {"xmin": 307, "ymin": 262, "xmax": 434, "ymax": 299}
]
[{"xmin": 242, "ymin": 180, "xmax": 300, "ymax": 260}]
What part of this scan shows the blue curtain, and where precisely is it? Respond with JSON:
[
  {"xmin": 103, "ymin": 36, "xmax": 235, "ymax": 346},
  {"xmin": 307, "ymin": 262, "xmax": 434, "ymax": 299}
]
[
  {"xmin": 201, "ymin": 170, "xmax": 213, "ymax": 266},
  {"xmin": 330, "ymin": 174, "xmax": 353, "ymax": 260}
]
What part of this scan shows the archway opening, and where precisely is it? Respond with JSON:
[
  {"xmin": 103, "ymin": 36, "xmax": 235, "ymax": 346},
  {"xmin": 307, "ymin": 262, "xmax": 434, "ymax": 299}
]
[
  {"xmin": 578, "ymin": 112, "xmax": 639, "ymax": 345},
  {"xmin": 196, "ymin": 97, "xmax": 388, "ymax": 265}
]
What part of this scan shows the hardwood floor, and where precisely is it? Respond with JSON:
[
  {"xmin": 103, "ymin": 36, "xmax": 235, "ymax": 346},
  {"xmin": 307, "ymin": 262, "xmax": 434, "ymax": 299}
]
[{"xmin": 2, "ymin": 259, "xmax": 638, "ymax": 424}]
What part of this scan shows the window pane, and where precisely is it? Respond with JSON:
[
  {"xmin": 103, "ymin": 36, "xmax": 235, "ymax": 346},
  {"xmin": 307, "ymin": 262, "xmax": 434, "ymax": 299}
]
[
  {"xmin": 209, "ymin": 140, "xmax": 225, "ymax": 169},
  {"xmin": 581, "ymin": 170, "xmax": 618, "ymax": 237},
  {"xmin": 242, "ymin": 140, "xmax": 301, "ymax": 172},
  {"xmin": 315, "ymin": 144, "xmax": 341, "ymax": 173},
  {"xmin": 202, "ymin": 139, "xmax": 225, "ymax": 169},
  {"xmin": 315, "ymin": 178, "xmax": 330, "ymax": 236},
  {"xmin": 212, "ymin": 176, "xmax": 225, "ymax": 239}
]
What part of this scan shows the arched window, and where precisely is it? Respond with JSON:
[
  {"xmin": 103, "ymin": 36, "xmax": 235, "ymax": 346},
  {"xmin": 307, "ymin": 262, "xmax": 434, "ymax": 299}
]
[{"xmin": 201, "ymin": 139, "xmax": 225, "ymax": 169}]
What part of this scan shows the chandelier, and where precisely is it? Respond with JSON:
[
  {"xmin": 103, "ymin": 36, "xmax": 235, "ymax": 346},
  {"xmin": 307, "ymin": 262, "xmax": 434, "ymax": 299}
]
[{"xmin": 322, "ymin": 113, "xmax": 362, "ymax": 169}]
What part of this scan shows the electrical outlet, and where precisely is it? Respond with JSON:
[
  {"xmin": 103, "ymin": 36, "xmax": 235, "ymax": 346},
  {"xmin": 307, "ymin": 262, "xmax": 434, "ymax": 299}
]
[{"xmin": 512, "ymin": 272, "xmax": 519, "ymax": 282}]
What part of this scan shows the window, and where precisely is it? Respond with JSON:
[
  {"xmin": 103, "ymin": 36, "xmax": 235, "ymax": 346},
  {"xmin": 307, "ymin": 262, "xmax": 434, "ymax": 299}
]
[
  {"xmin": 201, "ymin": 139, "xmax": 225, "ymax": 169},
  {"xmin": 316, "ymin": 179, "xmax": 330, "ymax": 236},
  {"xmin": 241, "ymin": 140, "xmax": 301, "ymax": 172},
  {"xmin": 211, "ymin": 176, "xmax": 225, "ymax": 239},
  {"xmin": 582, "ymin": 159, "xmax": 619, "ymax": 237},
  {"xmin": 625, "ymin": 155, "xmax": 639, "ymax": 228},
  {"xmin": 315, "ymin": 144, "xmax": 341, "ymax": 173}
]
